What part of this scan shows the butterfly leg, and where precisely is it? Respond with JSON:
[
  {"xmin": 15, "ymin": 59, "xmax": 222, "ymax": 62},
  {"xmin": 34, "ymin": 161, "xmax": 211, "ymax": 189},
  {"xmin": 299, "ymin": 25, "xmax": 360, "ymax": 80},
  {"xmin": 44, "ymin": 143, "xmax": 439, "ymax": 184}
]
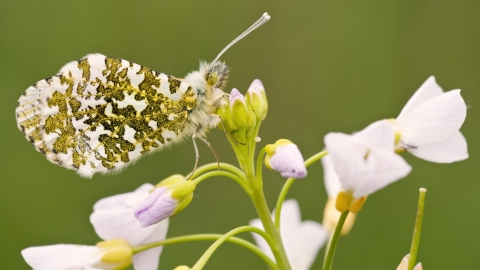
[
  {"xmin": 186, "ymin": 134, "xmax": 201, "ymax": 180},
  {"xmin": 198, "ymin": 136, "xmax": 220, "ymax": 171},
  {"xmin": 217, "ymin": 115, "xmax": 246, "ymax": 145}
]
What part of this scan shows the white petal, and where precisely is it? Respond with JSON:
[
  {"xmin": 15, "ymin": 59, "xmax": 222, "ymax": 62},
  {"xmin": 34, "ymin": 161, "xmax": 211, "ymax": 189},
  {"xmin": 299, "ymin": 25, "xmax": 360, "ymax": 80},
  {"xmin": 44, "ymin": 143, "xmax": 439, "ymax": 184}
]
[
  {"xmin": 93, "ymin": 184, "xmax": 154, "ymax": 210},
  {"xmin": 408, "ymin": 131, "xmax": 468, "ymax": 163},
  {"xmin": 287, "ymin": 221, "xmax": 327, "ymax": 270},
  {"xmin": 133, "ymin": 247, "xmax": 163, "ymax": 270},
  {"xmin": 22, "ymin": 244, "xmax": 102, "ymax": 270},
  {"xmin": 325, "ymin": 133, "xmax": 371, "ymax": 191},
  {"xmin": 395, "ymin": 90, "xmax": 466, "ymax": 146},
  {"xmin": 352, "ymin": 148, "xmax": 412, "ymax": 198},
  {"xmin": 248, "ymin": 218, "xmax": 274, "ymax": 260},
  {"xmin": 321, "ymin": 155, "xmax": 341, "ymax": 198},
  {"xmin": 397, "ymin": 76, "xmax": 444, "ymax": 121},
  {"xmin": 354, "ymin": 120, "xmax": 395, "ymax": 152}
]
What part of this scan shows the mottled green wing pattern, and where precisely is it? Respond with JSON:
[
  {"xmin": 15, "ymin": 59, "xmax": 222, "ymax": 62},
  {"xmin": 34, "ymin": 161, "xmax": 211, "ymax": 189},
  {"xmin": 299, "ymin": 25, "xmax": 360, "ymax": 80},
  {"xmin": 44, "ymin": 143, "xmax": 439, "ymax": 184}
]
[{"xmin": 16, "ymin": 54, "xmax": 199, "ymax": 177}]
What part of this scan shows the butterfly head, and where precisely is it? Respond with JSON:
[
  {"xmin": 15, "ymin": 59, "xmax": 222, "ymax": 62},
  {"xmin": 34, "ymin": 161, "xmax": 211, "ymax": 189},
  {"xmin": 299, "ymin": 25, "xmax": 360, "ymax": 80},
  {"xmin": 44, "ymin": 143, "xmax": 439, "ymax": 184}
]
[{"xmin": 205, "ymin": 60, "xmax": 229, "ymax": 91}]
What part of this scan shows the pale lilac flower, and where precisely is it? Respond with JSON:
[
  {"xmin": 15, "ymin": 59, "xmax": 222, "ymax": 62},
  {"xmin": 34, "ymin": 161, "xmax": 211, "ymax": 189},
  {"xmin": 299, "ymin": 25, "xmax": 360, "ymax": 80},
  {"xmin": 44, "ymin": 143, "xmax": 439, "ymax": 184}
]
[
  {"xmin": 22, "ymin": 184, "xmax": 169, "ymax": 270},
  {"xmin": 324, "ymin": 120, "xmax": 411, "ymax": 211},
  {"xmin": 134, "ymin": 175, "xmax": 195, "ymax": 228},
  {"xmin": 250, "ymin": 200, "xmax": 327, "ymax": 270},
  {"xmin": 392, "ymin": 76, "xmax": 468, "ymax": 163},
  {"xmin": 265, "ymin": 139, "xmax": 307, "ymax": 178},
  {"xmin": 396, "ymin": 254, "xmax": 423, "ymax": 270}
]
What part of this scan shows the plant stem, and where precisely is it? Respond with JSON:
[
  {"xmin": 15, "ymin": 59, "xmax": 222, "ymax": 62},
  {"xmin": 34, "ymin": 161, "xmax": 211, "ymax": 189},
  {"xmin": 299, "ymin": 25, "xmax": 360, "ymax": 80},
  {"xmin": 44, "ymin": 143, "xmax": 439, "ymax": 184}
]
[
  {"xmin": 188, "ymin": 162, "xmax": 245, "ymax": 180},
  {"xmin": 191, "ymin": 226, "xmax": 277, "ymax": 270},
  {"xmin": 408, "ymin": 188, "xmax": 427, "ymax": 270},
  {"xmin": 132, "ymin": 233, "xmax": 276, "ymax": 270},
  {"xmin": 275, "ymin": 150, "xmax": 329, "ymax": 228},
  {"xmin": 323, "ymin": 211, "xmax": 349, "ymax": 270},
  {"xmin": 192, "ymin": 170, "xmax": 251, "ymax": 194}
]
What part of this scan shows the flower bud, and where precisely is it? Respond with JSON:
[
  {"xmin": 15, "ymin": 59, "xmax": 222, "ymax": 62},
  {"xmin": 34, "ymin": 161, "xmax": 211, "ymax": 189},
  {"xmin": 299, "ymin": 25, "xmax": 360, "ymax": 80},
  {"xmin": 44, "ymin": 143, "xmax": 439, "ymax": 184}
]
[
  {"xmin": 246, "ymin": 79, "xmax": 268, "ymax": 122},
  {"xmin": 229, "ymin": 88, "xmax": 256, "ymax": 130},
  {"xmin": 264, "ymin": 139, "xmax": 307, "ymax": 178},
  {"xmin": 96, "ymin": 239, "xmax": 132, "ymax": 269},
  {"xmin": 134, "ymin": 175, "xmax": 196, "ymax": 227}
]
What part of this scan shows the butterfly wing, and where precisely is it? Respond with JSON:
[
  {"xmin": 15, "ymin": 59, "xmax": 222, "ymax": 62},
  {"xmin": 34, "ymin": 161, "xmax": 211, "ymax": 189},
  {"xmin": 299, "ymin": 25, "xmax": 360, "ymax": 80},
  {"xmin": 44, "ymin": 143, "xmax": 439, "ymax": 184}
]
[{"xmin": 16, "ymin": 54, "xmax": 199, "ymax": 177}]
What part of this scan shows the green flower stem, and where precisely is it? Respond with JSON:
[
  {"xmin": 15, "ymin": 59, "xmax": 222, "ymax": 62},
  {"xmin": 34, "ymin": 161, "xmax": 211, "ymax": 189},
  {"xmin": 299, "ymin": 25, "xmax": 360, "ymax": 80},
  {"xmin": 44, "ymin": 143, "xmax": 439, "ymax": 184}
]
[
  {"xmin": 255, "ymin": 148, "xmax": 266, "ymax": 182},
  {"xmin": 192, "ymin": 170, "xmax": 251, "ymax": 194},
  {"xmin": 132, "ymin": 233, "xmax": 276, "ymax": 270},
  {"xmin": 323, "ymin": 211, "xmax": 349, "ymax": 270},
  {"xmin": 191, "ymin": 226, "xmax": 277, "ymax": 270},
  {"xmin": 408, "ymin": 188, "xmax": 427, "ymax": 270},
  {"xmin": 275, "ymin": 150, "xmax": 329, "ymax": 228},
  {"xmin": 188, "ymin": 162, "xmax": 245, "ymax": 180}
]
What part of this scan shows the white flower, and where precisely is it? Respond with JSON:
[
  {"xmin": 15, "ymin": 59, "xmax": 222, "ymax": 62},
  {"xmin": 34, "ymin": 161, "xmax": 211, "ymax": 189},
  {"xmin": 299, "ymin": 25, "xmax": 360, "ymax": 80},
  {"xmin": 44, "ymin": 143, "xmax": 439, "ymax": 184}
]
[
  {"xmin": 321, "ymin": 155, "xmax": 356, "ymax": 234},
  {"xmin": 324, "ymin": 120, "xmax": 412, "ymax": 212},
  {"xmin": 250, "ymin": 200, "xmax": 327, "ymax": 270},
  {"xmin": 396, "ymin": 254, "xmax": 423, "ymax": 270},
  {"xmin": 134, "ymin": 175, "xmax": 195, "ymax": 228},
  {"xmin": 22, "ymin": 184, "xmax": 169, "ymax": 270},
  {"xmin": 265, "ymin": 139, "xmax": 307, "ymax": 178},
  {"xmin": 392, "ymin": 76, "xmax": 468, "ymax": 163}
]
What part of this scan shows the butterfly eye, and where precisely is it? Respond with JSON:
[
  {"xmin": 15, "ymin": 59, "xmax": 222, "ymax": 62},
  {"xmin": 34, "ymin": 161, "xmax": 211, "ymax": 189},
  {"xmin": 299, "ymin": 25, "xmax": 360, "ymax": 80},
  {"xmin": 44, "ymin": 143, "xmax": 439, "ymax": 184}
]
[{"xmin": 206, "ymin": 72, "xmax": 218, "ymax": 86}]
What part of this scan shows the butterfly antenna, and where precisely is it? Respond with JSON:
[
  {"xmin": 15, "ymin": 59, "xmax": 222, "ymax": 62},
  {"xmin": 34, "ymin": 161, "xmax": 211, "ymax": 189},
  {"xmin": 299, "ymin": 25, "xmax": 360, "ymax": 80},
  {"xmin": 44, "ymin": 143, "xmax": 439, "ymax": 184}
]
[{"xmin": 213, "ymin": 12, "xmax": 271, "ymax": 63}]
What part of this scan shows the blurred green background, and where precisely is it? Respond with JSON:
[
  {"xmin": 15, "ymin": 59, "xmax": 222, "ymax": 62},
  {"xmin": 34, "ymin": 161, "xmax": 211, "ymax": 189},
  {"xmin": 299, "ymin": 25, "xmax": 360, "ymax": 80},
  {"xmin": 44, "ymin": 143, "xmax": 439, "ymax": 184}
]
[{"xmin": 1, "ymin": 1, "xmax": 479, "ymax": 269}]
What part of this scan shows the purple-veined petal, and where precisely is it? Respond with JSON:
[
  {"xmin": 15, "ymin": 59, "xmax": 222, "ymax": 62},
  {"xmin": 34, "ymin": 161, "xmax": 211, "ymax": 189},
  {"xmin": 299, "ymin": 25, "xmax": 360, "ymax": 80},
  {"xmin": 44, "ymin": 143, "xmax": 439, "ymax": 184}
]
[
  {"xmin": 134, "ymin": 187, "xmax": 177, "ymax": 228},
  {"xmin": 22, "ymin": 244, "xmax": 102, "ymax": 270},
  {"xmin": 408, "ymin": 131, "xmax": 468, "ymax": 163},
  {"xmin": 269, "ymin": 144, "xmax": 307, "ymax": 178},
  {"xmin": 397, "ymin": 76, "xmax": 444, "ymax": 121},
  {"xmin": 395, "ymin": 90, "xmax": 466, "ymax": 146}
]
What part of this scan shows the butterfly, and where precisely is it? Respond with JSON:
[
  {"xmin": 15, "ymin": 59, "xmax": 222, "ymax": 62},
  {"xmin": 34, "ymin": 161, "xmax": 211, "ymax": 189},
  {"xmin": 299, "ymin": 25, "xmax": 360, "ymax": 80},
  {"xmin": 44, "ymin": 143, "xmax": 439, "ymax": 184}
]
[{"xmin": 15, "ymin": 13, "xmax": 270, "ymax": 177}]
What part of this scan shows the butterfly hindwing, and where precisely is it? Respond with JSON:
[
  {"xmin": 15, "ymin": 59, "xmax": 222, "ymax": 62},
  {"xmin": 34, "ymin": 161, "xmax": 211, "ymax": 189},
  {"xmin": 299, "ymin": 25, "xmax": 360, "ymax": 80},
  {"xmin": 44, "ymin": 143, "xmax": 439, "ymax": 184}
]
[{"xmin": 16, "ymin": 54, "xmax": 198, "ymax": 177}]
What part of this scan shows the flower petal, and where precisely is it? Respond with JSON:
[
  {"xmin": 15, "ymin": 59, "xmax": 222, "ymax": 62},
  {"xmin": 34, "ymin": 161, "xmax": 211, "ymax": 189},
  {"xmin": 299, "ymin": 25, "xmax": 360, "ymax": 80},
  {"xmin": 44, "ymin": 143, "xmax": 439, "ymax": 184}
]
[
  {"xmin": 408, "ymin": 131, "xmax": 468, "ymax": 163},
  {"xmin": 248, "ymin": 218, "xmax": 274, "ymax": 260},
  {"xmin": 133, "ymin": 247, "xmax": 163, "ymax": 270},
  {"xmin": 321, "ymin": 155, "xmax": 341, "ymax": 198},
  {"xmin": 395, "ymin": 90, "xmax": 466, "ymax": 146},
  {"xmin": 269, "ymin": 144, "xmax": 307, "ymax": 178},
  {"xmin": 397, "ymin": 76, "xmax": 444, "ymax": 121},
  {"xmin": 90, "ymin": 184, "xmax": 169, "ymax": 246},
  {"xmin": 134, "ymin": 187, "xmax": 177, "ymax": 228},
  {"xmin": 352, "ymin": 147, "xmax": 411, "ymax": 198},
  {"xmin": 354, "ymin": 120, "xmax": 395, "ymax": 152},
  {"xmin": 93, "ymin": 184, "xmax": 154, "ymax": 211},
  {"xmin": 22, "ymin": 244, "xmax": 102, "ymax": 270},
  {"xmin": 250, "ymin": 200, "xmax": 327, "ymax": 270}
]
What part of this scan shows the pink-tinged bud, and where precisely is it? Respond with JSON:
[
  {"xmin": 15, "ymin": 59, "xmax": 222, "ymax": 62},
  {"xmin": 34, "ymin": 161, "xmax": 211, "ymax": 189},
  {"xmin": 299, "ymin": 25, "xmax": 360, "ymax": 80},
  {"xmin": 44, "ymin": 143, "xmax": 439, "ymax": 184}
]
[
  {"xmin": 264, "ymin": 139, "xmax": 307, "ymax": 178},
  {"xmin": 229, "ymin": 88, "xmax": 256, "ymax": 130},
  {"xmin": 246, "ymin": 79, "xmax": 268, "ymax": 121},
  {"xmin": 134, "ymin": 175, "xmax": 195, "ymax": 228}
]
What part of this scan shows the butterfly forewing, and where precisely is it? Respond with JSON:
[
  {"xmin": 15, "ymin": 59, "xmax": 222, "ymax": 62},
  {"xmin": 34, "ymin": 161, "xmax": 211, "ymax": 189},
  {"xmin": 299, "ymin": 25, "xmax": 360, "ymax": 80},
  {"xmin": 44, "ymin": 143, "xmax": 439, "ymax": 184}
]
[{"xmin": 16, "ymin": 54, "xmax": 198, "ymax": 177}]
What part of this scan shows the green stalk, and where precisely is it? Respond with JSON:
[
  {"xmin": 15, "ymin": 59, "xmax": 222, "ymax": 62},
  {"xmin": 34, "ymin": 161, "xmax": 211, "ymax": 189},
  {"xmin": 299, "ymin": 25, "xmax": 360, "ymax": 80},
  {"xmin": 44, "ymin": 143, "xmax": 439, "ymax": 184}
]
[
  {"xmin": 132, "ymin": 233, "xmax": 276, "ymax": 269},
  {"xmin": 191, "ymin": 226, "xmax": 277, "ymax": 270},
  {"xmin": 188, "ymin": 162, "xmax": 245, "ymax": 180},
  {"xmin": 323, "ymin": 211, "xmax": 349, "ymax": 270},
  {"xmin": 408, "ymin": 188, "xmax": 427, "ymax": 270},
  {"xmin": 191, "ymin": 170, "xmax": 251, "ymax": 194},
  {"xmin": 275, "ymin": 150, "xmax": 329, "ymax": 228}
]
